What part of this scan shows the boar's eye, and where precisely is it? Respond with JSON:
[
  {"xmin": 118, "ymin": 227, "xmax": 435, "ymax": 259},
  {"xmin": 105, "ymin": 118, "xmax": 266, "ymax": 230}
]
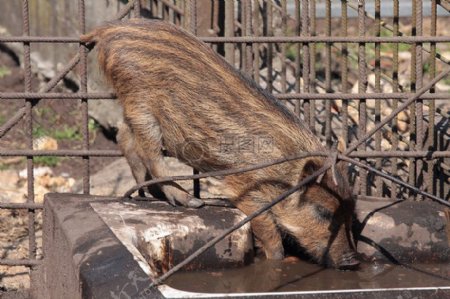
[{"xmin": 314, "ymin": 205, "xmax": 333, "ymax": 220}]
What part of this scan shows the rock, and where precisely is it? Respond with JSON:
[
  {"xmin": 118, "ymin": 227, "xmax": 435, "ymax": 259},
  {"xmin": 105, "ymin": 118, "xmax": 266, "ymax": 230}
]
[
  {"xmin": 33, "ymin": 136, "xmax": 58, "ymax": 151},
  {"xmin": 86, "ymin": 157, "xmax": 227, "ymax": 199},
  {"xmin": 19, "ymin": 166, "xmax": 52, "ymax": 180},
  {"xmin": 88, "ymin": 99, "xmax": 123, "ymax": 133},
  {"xmin": 94, "ymin": 200, "xmax": 254, "ymax": 274},
  {"xmin": 0, "ymin": 169, "xmax": 19, "ymax": 190},
  {"xmin": 356, "ymin": 200, "xmax": 450, "ymax": 263},
  {"xmin": 79, "ymin": 157, "xmax": 135, "ymax": 197}
]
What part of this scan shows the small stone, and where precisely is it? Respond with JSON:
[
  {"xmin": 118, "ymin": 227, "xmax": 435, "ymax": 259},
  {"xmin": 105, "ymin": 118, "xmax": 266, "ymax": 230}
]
[{"xmin": 33, "ymin": 136, "xmax": 58, "ymax": 151}]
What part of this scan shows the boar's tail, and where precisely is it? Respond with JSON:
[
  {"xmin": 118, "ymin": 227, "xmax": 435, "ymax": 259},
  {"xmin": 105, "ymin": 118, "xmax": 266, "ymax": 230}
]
[
  {"xmin": 80, "ymin": 31, "xmax": 96, "ymax": 44},
  {"xmin": 80, "ymin": 28, "xmax": 103, "ymax": 49}
]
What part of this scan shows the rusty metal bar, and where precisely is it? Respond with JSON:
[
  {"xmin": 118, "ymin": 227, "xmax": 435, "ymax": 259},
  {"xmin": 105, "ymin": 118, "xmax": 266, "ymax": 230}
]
[
  {"xmin": 301, "ymin": 0, "xmax": 311, "ymax": 129},
  {"xmin": 189, "ymin": 0, "xmax": 199, "ymax": 199},
  {"xmin": 3, "ymin": 35, "xmax": 450, "ymax": 44},
  {"xmin": 243, "ymin": 0, "xmax": 252, "ymax": 76},
  {"xmin": 309, "ymin": 0, "xmax": 316, "ymax": 132},
  {"xmin": 1, "ymin": 149, "xmax": 448, "ymax": 159},
  {"xmin": 22, "ymin": 0, "xmax": 36, "ymax": 263},
  {"xmin": 133, "ymin": 0, "xmax": 141, "ymax": 17},
  {"xmin": 374, "ymin": 0, "xmax": 382, "ymax": 197},
  {"xmin": 189, "ymin": 0, "xmax": 197, "ymax": 35},
  {"xmin": 124, "ymin": 151, "xmax": 330, "ymax": 198},
  {"xmin": 10, "ymin": 149, "xmax": 450, "ymax": 160},
  {"xmin": 428, "ymin": 0, "xmax": 438, "ymax": 197},
  {"xmin": 280, "ymin": 0, "xmax": 287, "ymax": 94},
  {"xmin": 341, "ymin": 0, "xmax": 349, "ymax": 146},
  {"xmin": 347, "ymin": 151, "xmax": 450, "ymax": 158},
  {"xmin": 266, "ymin": 0, "xmax": 273, "ymax": 93},
  {"xmin": 202, "ymin": 35, "xmax": 450, "ymax": 43},
  {"xmin": 391, "ymin": 0, "xmax": 400, "ymax": 200},
  {"xmin": 415, "ymin": 0, "xmax": 424, "ymax": 199},
  {"xmin": 0, "ymin": 92, "xmax": 115, "ymax": 99},
  {"xmin": 358, "ymin": 0, "xmax": 368, "ymax": 197},
  {"xmin": 294, "ymin": 0, "xmax": 301, "ymax": 115},
  {"xmin": 3, "ymin": 92, "xmax": 450, "ymax": 100},
  {"xmin": 0, "ymin": 106, "xmax": 26, "ymax": 139},
  {"xmin": 0, "ymin": 149, "xmax": 122, "ymax": 156},
  {"xmin": 409, "ymin": 0, "xmax": 418, "ymax": 199},
  {"xmin": 0, "ymin": 259, "xmax": 41, "ymax": 267},
  {"xmin": 0, "ymin": 202, "xmax": 43, "ymax": 209},
  {"xmin": 39, "ymin": 54, "xmax": 81, "ymax": 93},
  {"xmin": 252, "ymin": 1, "xmax": 260, "ymax": 83},
  {"xmin": 79, "ymin": 0, "xmax": 90, "ymax": 195},
  {"xmin": 325, "ymin": 0, "xmax": 332, "ymax": 148},
  {"xmin": 224, "ymin": 0, "xmax": 235, "ymax": 65}
]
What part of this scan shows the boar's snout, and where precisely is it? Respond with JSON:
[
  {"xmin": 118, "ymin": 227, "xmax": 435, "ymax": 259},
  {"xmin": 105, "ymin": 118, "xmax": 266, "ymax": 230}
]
[{"xmin": 335, "ymin": 251, "xmax": 360, "ymax": 270}]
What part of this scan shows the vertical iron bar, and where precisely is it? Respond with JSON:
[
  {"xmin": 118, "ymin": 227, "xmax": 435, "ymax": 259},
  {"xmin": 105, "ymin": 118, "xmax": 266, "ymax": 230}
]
[
  {"xmin": 152, "ymin": 0, "xmax": 159, "ymax": 19},
  {"xmin": 325, "ymin": 0, "xmax": 332, "ymax": 148},
  {"xmin": 79, "ymin": 0, "xmax": 89, "ymax": 194},
  {"xmin": 294, "ymin": 0, "xmax": 301, "ymax": 115},
  {"xmin": 241, "ymin": 1, "xmax": 247, "ymax": 72},
  {"xmin": 374, "ymin": 0, "xmax": 382, "ymax": 197},
  {"xmin": 358, "ymin": 0, "xmax": 368, "ymax": 197},
  {"xmin": 22, "ymin": 0, "xmax": 36, "ymax": 261},
  {"xmin": 253, "ymin": 1, "xmax": 260, "ymax": 83},
  {"xmin": 341, "ymin": 0, "xmax": 349, "ymax": 147},
  {"xmin": 134, "ymin": 0, "xmax": 141, "ymax": 17},
  {"xmin": 267, "ymin": 0, "xmax": 273, "ymax": 93},
  {"xmin": 301, "ymin": 0, "xmax": 310, "ymax": 127},
  {"xmin": 224, "ymin": 0, "xmax": 235, "ymax": 66},
  {"xmin": 244, "ymin": 0, "xmax": 252, "ymax": 76},
  {"xmin": 415, "ymin": 0, "xmax": 424, "ymax": 200},
  {"xmin": 309, "ymin": 0, "xmax": 316, "ymax": 132},
  {"xmin": 409, "ymin": 0, "xmax": 417, "ymax": 199},
  {"xmin": 391, "ymin": 0, "xmax": 399, "ymax": 200},
  {"xmin": 190, "ymin": 0, "xmax": 199, "ymax": 198},
  {"xmin": 281, "ymin": 0, "xmax": 287, "ymax": 94},
  {"xmin": 429, "ymin": 0, "xmax": 437, "ymax": 197},
  {"xmin": 190, "ymin": 0, "xmax": 197, "ymax": 35}
]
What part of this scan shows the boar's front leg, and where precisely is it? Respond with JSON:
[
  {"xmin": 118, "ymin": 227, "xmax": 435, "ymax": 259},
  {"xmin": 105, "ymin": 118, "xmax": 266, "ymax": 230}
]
[
  {"xmin": 117, "ymin": 121, "xmax": 204, "ymax": 208},
  {"xmin": 235, "ymin": 197, "xmax": 284, "ymax": 260},
  {"xmin": 117, "ymin": 122, "xmax": 166, "ymax": 199}
]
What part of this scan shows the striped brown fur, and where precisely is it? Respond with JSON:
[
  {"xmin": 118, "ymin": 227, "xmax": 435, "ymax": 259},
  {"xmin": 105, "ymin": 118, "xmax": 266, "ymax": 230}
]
[{"xmin": 82, "ymin": 19, "xmax": 358, "ymax": 268}]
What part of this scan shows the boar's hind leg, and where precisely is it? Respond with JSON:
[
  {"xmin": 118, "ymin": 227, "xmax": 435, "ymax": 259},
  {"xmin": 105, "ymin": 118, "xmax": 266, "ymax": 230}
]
[
  {"xmin": 117, "ymin": 122, "xmax": 166, "ymax": 199},
  {"xmin": 118, "ymin": 121, "xmax": 204, "ymax": 208},
  {"xmin": 236, "ymin": 199, "xmax": 284, "ymax": 260}
]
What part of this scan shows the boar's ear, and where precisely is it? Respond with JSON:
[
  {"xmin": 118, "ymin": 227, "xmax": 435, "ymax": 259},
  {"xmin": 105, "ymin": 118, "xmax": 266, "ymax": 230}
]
[
  {"xmin": 298, "ymin": 158, "xmax": 324, "ymax": 183},
  {"xmin": 323, "ymin": 161, "xmax": 354, "ymax": 201}
]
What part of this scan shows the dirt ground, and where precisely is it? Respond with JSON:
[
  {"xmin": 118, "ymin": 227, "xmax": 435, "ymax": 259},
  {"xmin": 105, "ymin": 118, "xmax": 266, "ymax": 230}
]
[{"xmin": 0, "ymin": 43, "xmax": 118, "ymax": 292}]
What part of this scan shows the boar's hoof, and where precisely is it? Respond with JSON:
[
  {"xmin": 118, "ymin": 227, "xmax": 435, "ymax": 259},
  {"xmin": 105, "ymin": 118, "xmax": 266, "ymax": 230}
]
[
  {"xmin": 186, "ymin": 196, "xmax": 205, "ymax": 208},
  {"xmin": 337, "ymin": 251, "xmax": 360, "ymax": 270}
]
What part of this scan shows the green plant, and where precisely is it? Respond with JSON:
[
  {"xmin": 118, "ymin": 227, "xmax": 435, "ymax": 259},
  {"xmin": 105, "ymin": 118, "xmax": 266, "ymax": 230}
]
[
  {"xmin": 0, "ymin": 65, "xmax": 11, "ymax": 78},
  {"xmin": 52, "ymin": 125, "xmax": 82, "ymax": 141},
  {"xmin": 32, "ymin": 126, "xmax": 48, "ymax": 139},
  {"xmin": 33, "ymin": 156, "xmax": 60, "ymax": 167},
  {"xmin": 33, "ymin": 125, "xmax": 82, "ymax": 141}
]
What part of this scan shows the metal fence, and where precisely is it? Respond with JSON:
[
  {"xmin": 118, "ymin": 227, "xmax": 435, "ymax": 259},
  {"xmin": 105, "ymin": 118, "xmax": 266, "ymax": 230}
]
[{"xmin": 0, "ymin": 0, "xmax": 449, "ymax": 284}]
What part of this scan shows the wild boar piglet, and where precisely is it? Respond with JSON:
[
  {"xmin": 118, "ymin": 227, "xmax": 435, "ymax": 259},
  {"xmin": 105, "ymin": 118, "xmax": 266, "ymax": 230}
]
[{"xmin": 82, "ymin": 19, "xmax": 359, "ymax": 269}]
